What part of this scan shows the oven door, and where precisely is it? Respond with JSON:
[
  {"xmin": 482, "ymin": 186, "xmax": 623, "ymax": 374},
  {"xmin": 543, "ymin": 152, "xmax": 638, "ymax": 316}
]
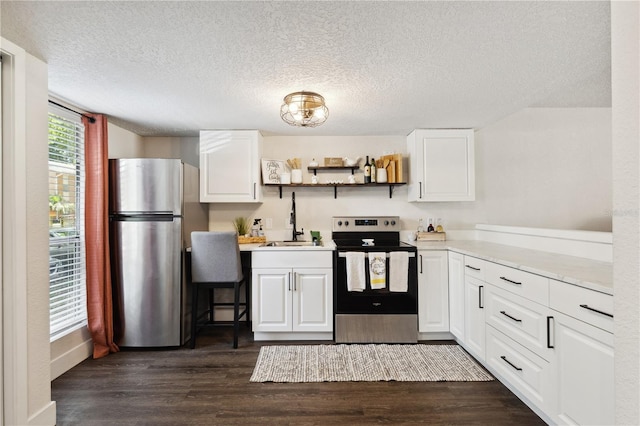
[{"xmin": 333, "ymin": 248, "xmax": 418, "ymax": 314}]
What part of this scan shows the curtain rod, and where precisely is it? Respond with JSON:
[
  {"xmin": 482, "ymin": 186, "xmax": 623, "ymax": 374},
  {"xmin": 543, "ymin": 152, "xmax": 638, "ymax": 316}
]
[{"xmin": 48, "ymin": 100, "xmax": 96, "ymax": 123}]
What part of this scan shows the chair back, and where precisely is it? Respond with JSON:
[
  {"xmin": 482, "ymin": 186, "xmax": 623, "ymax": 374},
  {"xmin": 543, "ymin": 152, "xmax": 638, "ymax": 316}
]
[{"xmin": 190, "ymin": 231, "xmax": 243, "ymax": 283}]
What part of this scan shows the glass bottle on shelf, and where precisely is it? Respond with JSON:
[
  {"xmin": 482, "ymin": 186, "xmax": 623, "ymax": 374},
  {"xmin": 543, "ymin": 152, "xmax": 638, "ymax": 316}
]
[
  {"xmin": 364, "ymin": 156, "xmax": 371, "ymax": 183},
  {"xmin": 436, "ymin": 218, "xmax": 444, "ymax": 233},
  {"xmin": 371, "ymin": 158, "xmax": 377, "ymax": 183}
]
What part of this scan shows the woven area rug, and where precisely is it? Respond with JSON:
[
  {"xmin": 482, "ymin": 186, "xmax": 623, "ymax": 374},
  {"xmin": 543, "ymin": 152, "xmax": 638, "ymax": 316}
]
[{"xmin": 249, "ymin": 344, "xmax": 494, "ymax": 383}]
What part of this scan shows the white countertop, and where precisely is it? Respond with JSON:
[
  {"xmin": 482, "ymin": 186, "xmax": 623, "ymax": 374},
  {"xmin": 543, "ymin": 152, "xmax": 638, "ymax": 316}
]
[
  {"xmin": 414, "ymin": 240, "xmax": 613, "ymax": 295},
  {"xmin": 238, "ymin": 238, "xmax": 612, "ymax": 295},
  {"xmin": 240, "ymin": 240, "xmax": 336, "ymax": 252}
]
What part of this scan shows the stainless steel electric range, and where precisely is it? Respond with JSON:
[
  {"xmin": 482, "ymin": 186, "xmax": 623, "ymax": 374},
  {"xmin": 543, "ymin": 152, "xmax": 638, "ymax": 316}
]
[{"xmin": 332, "ymin": 216, "xmax": 418, "ymax": 343}]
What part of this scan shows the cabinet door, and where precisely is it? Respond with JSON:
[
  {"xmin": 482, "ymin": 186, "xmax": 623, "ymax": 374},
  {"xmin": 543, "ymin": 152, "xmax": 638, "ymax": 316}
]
[
  {"xmin": 418, "ymin": 251, "xmax": 449, "ymax": 333},
  {"xmin": 448, "ymin": 252, "xmax": 465, "ymax": 341},
  {"xmin": 407, "ymin": 129, "xmax": 475, "ymax": 202},
  {"xmin": 199, "ymin": 130, "xmax": 262, "ymax": 203},
  {"xmin": 550, "ymin": 312, "xmax": 614, "ymax": 426},
  {"xmin": 464, "ymin": 276, "xmax": 486, "ymax": 361},
  {"xmin": 292, "ymin": 268, "xmax": 333, "ymax": 332},
  {"xmin": 251, "ymin": 268, "xmax": 291, "ymax": 332}
]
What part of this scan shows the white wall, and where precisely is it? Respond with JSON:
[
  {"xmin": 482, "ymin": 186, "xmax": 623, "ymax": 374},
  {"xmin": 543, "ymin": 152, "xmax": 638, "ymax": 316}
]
[
  {"xmin": 476, "ymin": 108, "xmax": 612, "ymax": 231},
  {"xmin": 143, "ymin": 136, "xmax": 199, "ymax": 167},
  {"xmin": 203, "ymin": 110, "xmax": 611, "ymax": 237},
  {"xmin": 612, "ymin": 1, "xmax": 640, "ymax": 423},
  {"xmin": 107, "ymin": 122, "xmax": 144, "ymax": 158}
]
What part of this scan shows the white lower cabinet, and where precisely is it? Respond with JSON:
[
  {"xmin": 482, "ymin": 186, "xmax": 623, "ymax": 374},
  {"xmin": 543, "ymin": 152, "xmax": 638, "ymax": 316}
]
[
  {"xmin": 417, "ymin": 250, "xmax": 449, "ymax": 333},
  {"xmin": 485, "ymin": 285, "xmax": 552, "ymax": 360},
  {"xmin": 251, "ymin": 251, "xmax": 333, "ymax": 337},
  {"xmin": 486, "ymin": 325, "xmax": 554, "ymax": 415},
  {"xmin": 464, "ymin": 275, "xmax": 485, "ymax": 361},
  {"xmin": 447, "ymin": 252, "xmax": 465, "ymax": 341},
  {"xmin": 548, "ymin": 310, "xmax": 614, "ymax": 426},
  {"xmin": 467, "ymin": 274, "xmax": 614, "ymax": 425},
  {"xmin": 252, "ymin": 267, "xmax": 333, "ymax": 332}
]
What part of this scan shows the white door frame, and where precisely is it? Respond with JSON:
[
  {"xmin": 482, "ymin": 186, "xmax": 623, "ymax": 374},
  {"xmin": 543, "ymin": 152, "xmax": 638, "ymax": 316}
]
[{"xmin": 0, "ymin": 36, "xmax": 31, "ymax": 426}]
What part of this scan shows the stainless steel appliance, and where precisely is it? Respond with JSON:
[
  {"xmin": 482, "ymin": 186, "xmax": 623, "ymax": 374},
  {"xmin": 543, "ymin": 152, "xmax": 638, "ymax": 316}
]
[
  {"xmin": 332, "ymin": 216, "xmax": 418, "ymax": 343},
  {"xmin": 109, "ymin": 158, "xmax": 208, "ymax": 347}
]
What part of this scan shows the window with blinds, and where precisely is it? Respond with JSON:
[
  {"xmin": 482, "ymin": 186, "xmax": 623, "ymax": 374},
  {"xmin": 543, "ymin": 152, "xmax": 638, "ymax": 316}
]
[{"xmin": 48, "ymin": 106, "xmax": 87, "ymax": 339}]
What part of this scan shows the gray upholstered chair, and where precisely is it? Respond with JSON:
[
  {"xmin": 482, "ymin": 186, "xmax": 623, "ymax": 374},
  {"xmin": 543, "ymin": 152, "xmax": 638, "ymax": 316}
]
[{"xmin": 189, "ymin": 231, "xmax": 248, "ymax": 349}]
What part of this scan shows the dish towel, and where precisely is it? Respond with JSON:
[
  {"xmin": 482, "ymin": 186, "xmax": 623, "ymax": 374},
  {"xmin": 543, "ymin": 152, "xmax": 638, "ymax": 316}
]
[
  {"xmin": 346, "ymin": 252, "xmax": 366, "ymax": 292},
  {"xmin": 369, "ymin": 253, "xmax": 387, "ymax": 290},
  {"xmin": 389, "ymin": 251, "xmax": 409, "ymax": 292}
]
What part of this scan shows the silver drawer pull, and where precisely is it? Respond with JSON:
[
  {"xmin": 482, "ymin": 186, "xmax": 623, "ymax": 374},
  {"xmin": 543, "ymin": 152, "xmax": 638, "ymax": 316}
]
[
  {"xmin": 579, "ymin": 304, "xmax": 613, "ymax": 318},
  {"xmin": 500, "ymin": 276, "xmax": 522, "ymax": 285},
  {"xmin": 500, "ymin": 310, "xmax": 522, "ymax": 323},
  {"xmin": 500, "ymin": 355, "xmax": 523, "ymax": 371},
  {"xmin": 465, "ymin": 265, "xmax": 481, "ymax": 271}
]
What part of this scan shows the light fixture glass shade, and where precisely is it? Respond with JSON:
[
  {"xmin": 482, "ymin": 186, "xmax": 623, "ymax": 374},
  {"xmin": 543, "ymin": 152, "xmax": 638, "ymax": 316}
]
[{"xmin": 280, "ymin": 91, "xmax": 329, "ymax": 127}]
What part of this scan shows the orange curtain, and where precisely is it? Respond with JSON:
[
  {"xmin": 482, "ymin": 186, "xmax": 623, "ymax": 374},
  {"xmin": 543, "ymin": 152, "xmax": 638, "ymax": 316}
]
[{"xmin": 83, "ymin": 114, "xmax": 119, "ymax": 358}]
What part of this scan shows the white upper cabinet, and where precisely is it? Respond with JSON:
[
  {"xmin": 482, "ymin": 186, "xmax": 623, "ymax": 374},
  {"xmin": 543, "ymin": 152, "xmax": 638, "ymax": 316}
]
[
  {"xmin": 199, "ymin": 130, "xmax": 263, "ymax": 203},
  {"xmin": 407, "ymin": 129, "xmax": 475, "ymax": 202}
]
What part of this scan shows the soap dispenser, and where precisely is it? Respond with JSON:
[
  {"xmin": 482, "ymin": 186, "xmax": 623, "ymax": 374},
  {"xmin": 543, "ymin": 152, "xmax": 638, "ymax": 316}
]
[{"xmin": 251, "ymin": 219, "xmax": 261, "ymax": 237}]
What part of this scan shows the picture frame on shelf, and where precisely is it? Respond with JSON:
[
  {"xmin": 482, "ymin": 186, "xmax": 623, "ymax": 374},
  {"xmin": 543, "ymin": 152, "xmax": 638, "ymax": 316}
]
[{"xmin": 261, "ymin": 159, "xmax": 287, "ymax": 184}]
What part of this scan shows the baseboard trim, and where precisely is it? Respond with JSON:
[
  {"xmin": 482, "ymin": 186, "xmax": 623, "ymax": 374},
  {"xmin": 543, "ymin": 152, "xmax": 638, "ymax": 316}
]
[
  {"xmin": 253, "ymin": 332, "xmax": 333, "ymax": 341},
  {"xmin": 28, "ymin": 401, "xmax": 56, "ymax": 426},
  {"xmin": 418, "ymin": 331, "xmax": 454, "ymax": 341},
  {"xmin": 50, "ymin": 338, "xmax": 92, "ymax": 380}
]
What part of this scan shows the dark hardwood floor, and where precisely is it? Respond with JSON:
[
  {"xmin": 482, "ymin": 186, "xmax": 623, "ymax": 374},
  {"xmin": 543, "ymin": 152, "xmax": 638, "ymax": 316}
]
[{"xmin": 52, "ymin": 326, "xmax": 546, "ymax": 425}]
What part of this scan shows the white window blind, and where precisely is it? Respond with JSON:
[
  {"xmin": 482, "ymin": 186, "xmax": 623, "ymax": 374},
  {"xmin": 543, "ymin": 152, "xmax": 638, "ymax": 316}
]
[{"xmin": 48, "ymin": 106, "xmax": 87, "ymax": 339}]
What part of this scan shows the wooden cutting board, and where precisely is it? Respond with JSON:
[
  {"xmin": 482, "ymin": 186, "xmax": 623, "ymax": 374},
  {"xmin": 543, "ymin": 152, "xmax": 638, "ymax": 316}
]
[
  {"xmin": 386, "ymin": 160, "xmax": 396, "ymax": 183},
  {"xmin": 393, "ymin": 153, "xmax": 403, "ymax": 182},
  {"xmin": 379, "ymin": 153, "xmax": 403, "ymax": 183}
]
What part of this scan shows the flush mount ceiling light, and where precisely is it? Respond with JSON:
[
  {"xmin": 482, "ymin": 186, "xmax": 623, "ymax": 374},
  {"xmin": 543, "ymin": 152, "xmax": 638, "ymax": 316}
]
[{"xmin": 280, "ymin": 91, "xmax": 329, "ymax": 128}]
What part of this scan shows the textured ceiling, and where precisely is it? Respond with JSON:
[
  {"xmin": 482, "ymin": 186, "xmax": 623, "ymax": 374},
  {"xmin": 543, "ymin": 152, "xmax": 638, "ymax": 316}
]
[{"xmin": 1, "ymin": 1, "xmax": 610, "ymax": 137}]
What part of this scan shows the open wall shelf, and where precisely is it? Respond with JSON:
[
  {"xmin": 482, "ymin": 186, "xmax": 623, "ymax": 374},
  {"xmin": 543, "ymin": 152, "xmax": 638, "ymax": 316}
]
[{"xmin": 265, "ymin": 183, "xmax": 406, "ymax": 199}]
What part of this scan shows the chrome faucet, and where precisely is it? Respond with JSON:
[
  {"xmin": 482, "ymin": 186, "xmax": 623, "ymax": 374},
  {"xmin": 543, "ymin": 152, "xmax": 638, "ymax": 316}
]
[{"xmin": 290, "ymin": 192, "xmax": 304, "ymax": 241}]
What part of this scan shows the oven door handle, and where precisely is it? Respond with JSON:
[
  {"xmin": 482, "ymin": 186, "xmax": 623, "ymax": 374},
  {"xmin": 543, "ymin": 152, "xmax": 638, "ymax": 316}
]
[{"xmin": 338, "ymin": 252, "xmax": 416, "ymax": 258}]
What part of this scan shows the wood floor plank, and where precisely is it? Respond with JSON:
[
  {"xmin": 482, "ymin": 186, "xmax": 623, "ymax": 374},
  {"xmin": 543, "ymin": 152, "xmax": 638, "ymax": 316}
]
[{"xmin": 52, "ymin": 327, "xmax": 546, "ymax": 425}]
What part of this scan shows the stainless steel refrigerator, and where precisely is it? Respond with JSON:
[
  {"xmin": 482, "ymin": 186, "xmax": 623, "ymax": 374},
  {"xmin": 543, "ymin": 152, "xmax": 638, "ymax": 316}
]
[{"xmin": 109, "ymin": 158, "xmax": 208, "ymax": 347}]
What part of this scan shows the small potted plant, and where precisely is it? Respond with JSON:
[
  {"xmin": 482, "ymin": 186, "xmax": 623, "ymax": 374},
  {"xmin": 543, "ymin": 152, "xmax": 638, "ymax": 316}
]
[{"xmin": 233, "ymin": 216, "xmax": 250, "ymax": 237}]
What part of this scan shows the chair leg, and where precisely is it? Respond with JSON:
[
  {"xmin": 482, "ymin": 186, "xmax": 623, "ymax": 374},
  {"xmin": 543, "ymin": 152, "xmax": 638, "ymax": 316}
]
[
  {"xmin": 190, "ymin": 283, "xmax": 199, "ymax": 349},
  {"xmin": 233, "ymin": 282, "xmax": 240, "ymax": 349},
  {"xmin": 208, "ymin": 288, "xmax": 214, "ymax": 323}
]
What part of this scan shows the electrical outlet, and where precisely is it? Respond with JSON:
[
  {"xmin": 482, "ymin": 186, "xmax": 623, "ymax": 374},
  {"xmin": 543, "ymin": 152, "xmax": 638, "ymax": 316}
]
[{"xmin": 265, "ymin": 218, "xmax": 273, "ymax": 229}]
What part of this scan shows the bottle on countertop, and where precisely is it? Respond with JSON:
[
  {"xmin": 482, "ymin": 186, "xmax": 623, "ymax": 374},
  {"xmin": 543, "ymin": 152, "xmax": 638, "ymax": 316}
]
[
  {"xmin": 436, "ymin": 218, "xmax": 444, "ymax": 233},
  {"xmin": 371, "ymin": 158, "xmax": 377, "ymax": 183},
  {"xmin": 417, "ymin": 218, "xmax": 424, "ymax": 233},
  {"xmin": 364, "ymin": 156, "xmax": 371, "ymax": 183},
  {"xmin": 427, "ymin": 218, "xmax": 435, "ymax": 233},
  {"xmin": 251, "ymin": 219, "xmax": 261, "ymax": 237}
]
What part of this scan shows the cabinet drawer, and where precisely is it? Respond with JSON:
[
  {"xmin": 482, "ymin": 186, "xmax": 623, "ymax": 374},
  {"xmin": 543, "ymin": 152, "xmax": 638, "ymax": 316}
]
[
  {"xmin": 549, "ymin": 280, "xmax": 613, "ymax": 333},
  {"xmin": 485, "ymin": 285, "xmax": 552, "ymax": 361},
  {"xmin": 486, "ymin": 326, "xmax": 553, "ymax": 413},
  {"xmin": 485, "ymin": 262, "xmax": 549, "ymax": 306},
  {"xmin": 463, "ymin": 255, "xmax": 486, "ymax": 280}
]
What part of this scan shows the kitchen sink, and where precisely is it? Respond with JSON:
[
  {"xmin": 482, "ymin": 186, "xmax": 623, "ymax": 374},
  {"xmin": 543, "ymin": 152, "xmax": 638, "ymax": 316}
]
[{"xmin": 260, "ymin": 240, "xmax": 323, "ymax": 247}]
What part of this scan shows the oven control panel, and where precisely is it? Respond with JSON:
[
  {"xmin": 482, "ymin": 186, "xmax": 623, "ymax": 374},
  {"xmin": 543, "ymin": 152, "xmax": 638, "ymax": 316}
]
[{"xmin": 332, "ymin": 216, "xmax": 400, "ymax": 232}]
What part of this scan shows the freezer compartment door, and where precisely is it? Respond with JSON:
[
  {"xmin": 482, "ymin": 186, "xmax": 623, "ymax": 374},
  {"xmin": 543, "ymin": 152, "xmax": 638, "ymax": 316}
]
[
  {"xmin": 111, "ymin": 218, "xmax": 182, "ymax": 347},
  {"xmin": 109, "ymin": 158, "xmax": 183, "ymax": 215}
]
